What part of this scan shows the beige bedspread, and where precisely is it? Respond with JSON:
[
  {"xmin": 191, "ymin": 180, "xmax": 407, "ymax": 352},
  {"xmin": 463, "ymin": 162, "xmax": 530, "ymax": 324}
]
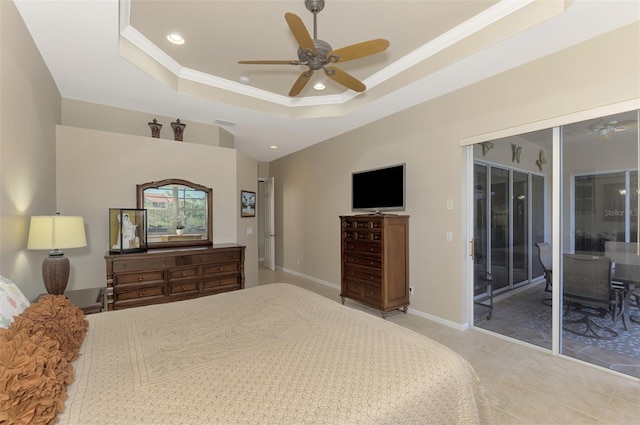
[{"xmin": 59, "ymin": 283, "xmax": 492, "ymax": 424}]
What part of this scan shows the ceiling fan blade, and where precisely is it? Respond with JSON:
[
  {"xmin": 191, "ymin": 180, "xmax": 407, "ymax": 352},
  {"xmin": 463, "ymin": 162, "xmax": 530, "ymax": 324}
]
[
  {"xmin": 289, "ymin": 71, "xmax": 313, "ymax": 97},
  {"xmin": 324, "ymin": 66, "xmax": 365, "ymax": 92},
  {"xmin": 613, "ymin": 119, "xmax": 638, "ymax": 131},
  {"xmin": 238, "ymin": 60, "xmax": 301, "ymax": 65},
  {"xmin": 327, "ymin": 39, "xmax": 390, "ymax": 63},
  {"xmin": 285, "ymin": 12, "xmax": 317, "ymax": 55},
  {"xmin": 588, "ymin": 120, "xmax": 605, "ymax": 132}
]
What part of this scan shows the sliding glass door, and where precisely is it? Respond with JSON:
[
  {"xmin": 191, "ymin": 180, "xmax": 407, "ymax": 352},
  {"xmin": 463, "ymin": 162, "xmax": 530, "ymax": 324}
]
[
  {"xmin": 490, "ymin": 167, "xmax": 510, "ymax": 291},
  {"xmin": 474, "ymin": 164, "xmax": 545, "ymax": 293},
  {"xmin": 531, "ymin": 174, "xmax": 546, "ymax": 280},
  {"xmin": 561, "ymin": 111, "xmax": 639, "ymax": 376},
  {"xmin": 472, "ymin": 108, "xmax": 640, "ymax": 378},
  {"xmin": 513, "ymin": 171, "xmax": 529, "ymax": 285},
  {"xmin": 473, "ymin": 165, "xmax": 489, "ymax": 288}
]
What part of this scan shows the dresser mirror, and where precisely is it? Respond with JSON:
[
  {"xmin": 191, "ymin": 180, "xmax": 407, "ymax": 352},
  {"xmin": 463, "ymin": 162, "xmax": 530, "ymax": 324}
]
[{"xmin": 137, "ymin": 178, "xmax": 213, "ymax": 249}]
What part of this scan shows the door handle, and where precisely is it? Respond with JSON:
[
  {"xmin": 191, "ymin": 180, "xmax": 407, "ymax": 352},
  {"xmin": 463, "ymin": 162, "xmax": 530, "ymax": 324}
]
[{"xmin": 470, "ymin": 239, "xmax": 475, "ymax": 260}]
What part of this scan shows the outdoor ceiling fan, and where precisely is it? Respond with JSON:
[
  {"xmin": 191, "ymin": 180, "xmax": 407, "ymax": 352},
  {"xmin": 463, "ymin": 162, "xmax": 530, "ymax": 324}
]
[
  {"xmin": 238, "ymin": 0, "xmax": 390, "ymax": 97},
  {"xmin": 587, "ymin": 118, "xmax": 637, "ymax": 139}
]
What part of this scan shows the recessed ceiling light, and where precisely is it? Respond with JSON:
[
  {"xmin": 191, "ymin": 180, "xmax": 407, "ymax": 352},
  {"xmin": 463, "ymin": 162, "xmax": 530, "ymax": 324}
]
[
  {"xmin": 269, "ymin": 145, "xmax": 278, "ymax": 150},
  {"xmin": 239, "ymin": 76, "xmax": 250, "ymax": 85},
  {"xmin": 313, "ymin": 82, "xmax": 325, "ymax": 91},
  {"xmin": 167, "ymin": 33, "xmax": 184, "ymax": 45}
]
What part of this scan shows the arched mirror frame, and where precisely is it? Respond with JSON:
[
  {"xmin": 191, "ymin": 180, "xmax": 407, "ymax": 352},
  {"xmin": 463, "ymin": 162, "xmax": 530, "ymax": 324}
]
[{"xmin": 136, "ymin": 178, "xmax": 213, "ymax": 249}]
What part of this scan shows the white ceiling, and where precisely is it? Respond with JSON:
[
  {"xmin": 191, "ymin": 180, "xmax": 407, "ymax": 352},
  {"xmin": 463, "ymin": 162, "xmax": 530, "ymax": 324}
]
[{"xmin": 14, "ymin": 0, "xmax": 640, "ymax": 162}]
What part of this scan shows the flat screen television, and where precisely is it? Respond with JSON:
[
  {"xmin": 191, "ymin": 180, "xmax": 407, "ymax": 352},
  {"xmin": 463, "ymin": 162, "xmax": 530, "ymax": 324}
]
[{"xmin": 352, "ymin": 163, "xmax": 405, "ymax": 213}]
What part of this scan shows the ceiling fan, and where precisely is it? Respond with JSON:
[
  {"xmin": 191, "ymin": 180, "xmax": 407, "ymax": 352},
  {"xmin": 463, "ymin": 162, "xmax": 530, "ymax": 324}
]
[
  {"xmin": 238, "ymin": 0, "xmax": 390, "ymax": 97},
  {"xmin": 587, "ymin": 118, "xmax": 637, "ymax": 139}
]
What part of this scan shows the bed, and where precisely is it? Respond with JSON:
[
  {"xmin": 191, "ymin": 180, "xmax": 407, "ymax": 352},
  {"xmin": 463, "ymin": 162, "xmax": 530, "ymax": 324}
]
[{"xmin": 2, "ymin": 281, "xmax": 493, "ymax": 424}]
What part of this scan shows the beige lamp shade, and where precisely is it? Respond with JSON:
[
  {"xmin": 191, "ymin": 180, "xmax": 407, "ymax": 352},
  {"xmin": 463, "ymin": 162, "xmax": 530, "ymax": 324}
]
[
  {"xmin": 27, "ymin": 215, "xmax": 87, "ymax": 295},
  {"xmin": 27, "ymin": 215, "xmax": 87, "ymax": 251}
]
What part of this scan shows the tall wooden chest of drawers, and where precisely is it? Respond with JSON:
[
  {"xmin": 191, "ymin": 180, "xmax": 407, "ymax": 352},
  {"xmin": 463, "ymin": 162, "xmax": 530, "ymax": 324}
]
[
  {"xmin": 105, "ymin": 244, "xmax": 245, "ymax": 310},
  {"xmin": 340, "ymin": 215, "xmax": 409, "ymax": 318}
]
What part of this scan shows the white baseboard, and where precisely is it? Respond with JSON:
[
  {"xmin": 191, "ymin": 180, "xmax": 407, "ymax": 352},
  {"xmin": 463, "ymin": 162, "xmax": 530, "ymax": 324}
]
[
  {"xmin": 277, "ymin": 266, "xmax": 340, "ymax": 291},
  {"xmin": 407, "ymin": 307, "xmax": 469, "ymax": 331},
  {"xmin": 277, "ymin": 266, "xmax": 468, "ymax": 331}
]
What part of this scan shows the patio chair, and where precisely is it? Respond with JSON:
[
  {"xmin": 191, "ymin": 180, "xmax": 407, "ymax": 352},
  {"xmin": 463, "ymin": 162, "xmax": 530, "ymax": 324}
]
[
  {"xmin": 474, "ymin": 270, "xmax": 493, "ymax": 320},
  {"xmin": 562, "ymin": 254, "xmax": 625, "ymax": 339},
  {"xmin": 631, "ymin": 287, "xmax": 640, "ymax": 325},
  {"xmin": 536, "ymin": 242, "xmax": 552, "ymax": 305}
]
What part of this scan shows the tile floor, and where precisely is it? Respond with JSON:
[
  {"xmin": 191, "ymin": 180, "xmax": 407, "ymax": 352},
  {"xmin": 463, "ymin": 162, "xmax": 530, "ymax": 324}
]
[{"xmin": 258, "ymin": 267, "xmax": 640, "ymax": 425}]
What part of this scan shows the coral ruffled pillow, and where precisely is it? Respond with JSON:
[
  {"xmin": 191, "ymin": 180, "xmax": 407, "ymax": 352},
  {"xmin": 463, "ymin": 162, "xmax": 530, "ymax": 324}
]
[
  {"xmin": 11, "ymin": 295, "xmax": 89, "ymax": 362},
  {"xmin": 0, "ymin": 275, "xmax": 30, "ymax": 329},
  {"xmin": 0, "ymin": 328, "xmax": 73, "ymax": 425}
]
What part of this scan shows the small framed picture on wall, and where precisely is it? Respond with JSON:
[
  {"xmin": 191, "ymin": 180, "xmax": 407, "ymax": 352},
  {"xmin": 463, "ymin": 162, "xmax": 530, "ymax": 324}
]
[{"xmin": 241, "ymin": 190, "xmax": 256, "ymax": 217}]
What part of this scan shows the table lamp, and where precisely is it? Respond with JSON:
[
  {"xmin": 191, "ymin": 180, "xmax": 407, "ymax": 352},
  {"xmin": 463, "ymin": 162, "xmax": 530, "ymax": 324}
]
[{"xmin": 27, "ymin": 214, "xmax": 87, "ymax": 295}]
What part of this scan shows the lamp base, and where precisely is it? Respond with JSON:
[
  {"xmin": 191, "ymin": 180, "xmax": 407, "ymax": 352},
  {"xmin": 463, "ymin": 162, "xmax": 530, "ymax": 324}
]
[{"xmin": 42, "ymin": 255, "xmax": 70, "ymax": 295}]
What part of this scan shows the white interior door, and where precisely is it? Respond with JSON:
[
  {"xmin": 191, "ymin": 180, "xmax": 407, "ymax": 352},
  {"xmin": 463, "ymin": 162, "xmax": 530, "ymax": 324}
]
[{"xmin": 264, "ymin": 177, "xmax": 276, "ymax": 270}]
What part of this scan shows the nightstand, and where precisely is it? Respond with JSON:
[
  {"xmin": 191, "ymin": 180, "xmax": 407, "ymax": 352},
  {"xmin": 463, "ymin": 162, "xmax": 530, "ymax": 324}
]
[{"xmin": 35, "ymin": 287, "xmax": 105, "ymax": 315}]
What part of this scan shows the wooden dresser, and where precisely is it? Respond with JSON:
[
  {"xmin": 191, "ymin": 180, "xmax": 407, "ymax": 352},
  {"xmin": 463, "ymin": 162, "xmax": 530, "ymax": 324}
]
[
  {"xmin": 340, "ymin": 215, "xmax": 409, "ymax": 318},
  {"xmin": 105, "ymin": 244, "xmax": 245, "ymax": 310}
]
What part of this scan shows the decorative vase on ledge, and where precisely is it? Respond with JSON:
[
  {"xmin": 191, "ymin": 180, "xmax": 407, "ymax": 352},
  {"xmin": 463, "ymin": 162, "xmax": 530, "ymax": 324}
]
[{"xmin": 176, "ymin": 228, "xmax": 184, "ymax": 235}]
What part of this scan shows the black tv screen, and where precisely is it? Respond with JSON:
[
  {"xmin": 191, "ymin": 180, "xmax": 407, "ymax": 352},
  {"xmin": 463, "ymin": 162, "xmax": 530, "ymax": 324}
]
[{"xmin": 352, "ymin": 163, "xmax": 405, "ymax": 212}]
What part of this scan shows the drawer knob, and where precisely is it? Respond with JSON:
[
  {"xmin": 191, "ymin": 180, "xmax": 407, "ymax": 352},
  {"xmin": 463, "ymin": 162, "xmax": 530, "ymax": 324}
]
[
  {"xmin": 182, "ymin": 272, "xmax": 186, "ymax": 276},
  {"xmin": 138, "ymin": 292, "xmax": 144, "ymax": 297},
  {"xmin": 218, "ymin": 267, "xmax": 223, "ymax": 271},
  {"xmin": 137, "ymin": 276, "xmax": 143, "ymax": 281}
]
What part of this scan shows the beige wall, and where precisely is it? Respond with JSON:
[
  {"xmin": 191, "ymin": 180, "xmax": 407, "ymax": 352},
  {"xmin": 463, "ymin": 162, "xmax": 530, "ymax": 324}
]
[
  {"xmin": 258, "ymin": 162, "xmax": 269, "ymax": 179},
  {"xmin": 236, "ymin": 151, "xmax": 259, "ymax": 287},
  {"xmin": 219, "ymin": 127, "xmax": 235, "ymax": 149},
  {"xmin": 0, "ymin": 1, "xmax": 61, "ymax": 300},
  {"xmin": 269, "ymin": 22, "xmax": 640, "ymax": 326},
  {"xmin": 62, "ymin": 99, "xmax": 232, "ymax": 148},
  {"xmin": 55, "ymin": 126, "xmax": 250, "ymax": 290}
]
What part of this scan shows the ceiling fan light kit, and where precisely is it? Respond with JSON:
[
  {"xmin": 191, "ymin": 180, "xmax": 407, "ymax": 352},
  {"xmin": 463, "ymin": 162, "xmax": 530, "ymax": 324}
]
[{"xmin": 238, "ymin": 0, "xmax": 389, "ymax": 97}]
